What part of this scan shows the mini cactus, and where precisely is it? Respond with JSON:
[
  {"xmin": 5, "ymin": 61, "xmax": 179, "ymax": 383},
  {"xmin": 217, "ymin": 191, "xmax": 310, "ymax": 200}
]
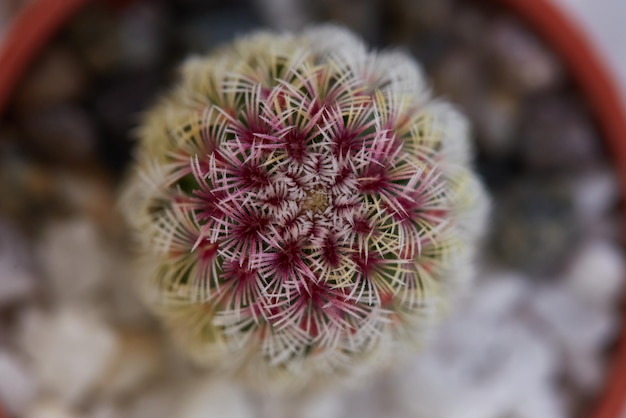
[{"xmin": 120, "ymin": 26, "xmax": 488, "ymax": 388}]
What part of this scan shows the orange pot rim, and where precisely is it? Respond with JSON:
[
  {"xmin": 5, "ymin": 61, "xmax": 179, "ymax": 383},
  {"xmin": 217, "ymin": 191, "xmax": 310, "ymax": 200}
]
[{"xmin": 0, "ymin": 0, "xmax": 625, "ymax": 417}]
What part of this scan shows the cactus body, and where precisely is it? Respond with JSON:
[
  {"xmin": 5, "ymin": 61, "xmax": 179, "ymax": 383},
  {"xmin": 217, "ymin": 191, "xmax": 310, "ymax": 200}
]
[{"xmin": 120, "ymin": 26, "xmax": 488, "ymax": 388}]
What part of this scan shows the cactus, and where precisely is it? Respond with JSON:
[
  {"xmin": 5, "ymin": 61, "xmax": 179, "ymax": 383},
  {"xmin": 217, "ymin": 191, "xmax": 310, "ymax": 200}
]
[{"xmin": 120, "ymin": 26, "xmax": 488, "ymax": 388}]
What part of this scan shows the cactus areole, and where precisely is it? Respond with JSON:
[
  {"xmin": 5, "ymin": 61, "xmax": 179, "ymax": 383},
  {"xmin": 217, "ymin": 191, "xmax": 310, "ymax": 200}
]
[{"xmin": 120, "ymin": 26, "xmax": 488, "ymax": 388}]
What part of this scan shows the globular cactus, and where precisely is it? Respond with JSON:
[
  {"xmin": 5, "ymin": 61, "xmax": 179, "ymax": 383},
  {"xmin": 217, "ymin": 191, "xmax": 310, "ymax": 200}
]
[{"xmin": 120, "ymin": 26, "xmax": 488, "ymax": 388}]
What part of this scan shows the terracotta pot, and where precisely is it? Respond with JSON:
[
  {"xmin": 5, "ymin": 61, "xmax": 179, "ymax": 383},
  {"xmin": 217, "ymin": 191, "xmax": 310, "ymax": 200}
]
[{"xmin": 0, "ymin": 0, "xmax": 625, "ymax": 417}]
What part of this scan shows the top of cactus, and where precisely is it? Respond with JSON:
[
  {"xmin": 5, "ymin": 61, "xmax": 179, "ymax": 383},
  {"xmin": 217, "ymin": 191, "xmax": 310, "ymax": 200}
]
[{"xmin": 120, "ymin": 25, "xmax": 488, "ymax": 390}]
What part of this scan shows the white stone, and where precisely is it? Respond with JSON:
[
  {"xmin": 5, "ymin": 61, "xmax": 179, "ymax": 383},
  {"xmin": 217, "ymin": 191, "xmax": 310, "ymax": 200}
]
[
  {"xmin": 509, "ymin": 383, "xmax": 567, "ymax": 418},
  {"xmin": 252, "ymin": 393, "xmax": 291, "ymax": 418},
  {"xmin": 0, "ymin": 350, "xmax": 38, "ymax": 415},
  {"xmin": 0, "ymin": 221, "xmax": 35, "ymax": 305},
  {"xmin": 126, "ymin": 385, "xmax": 179, "ymax": 418},
  {"xmin": 487, "ymin": 19, "xmax": 562, "ymax": 93},
  {"xmin": 104, "ymin": 260, "xmax": 153, "ymax": 327},
  {"xmin": 466, "ymin": 271, "xmax": 529, "ymax": 319},
  {"xmin": 566, "ymin": 348, "xmax": 605, "ymax": 391},
  {"xmin": 394, "ymin": 278, "xmax": 558, "ymax": 418},
  {"xmin": 118, "ymin": 2, "xmax": 167, "ymax": 70},
  {"xmin": 0, "ymin": 251, "xmax": 35, "ymax": 305},
  {"xmin": 97, "ymin": 331, "xmax": 163, "ymax": 398},
  {"xmin": 177, "ymin": 377, "xmax": 254, "ymax": 418},
  {"xmin": 36, "ymin": 216, "xmax": 150, "ymax": 327},
  {"xmin": 37, "ymin": 218, "xmax": 109, "ymax": 305},
  {"xmin": 529, "ymin": 286, "xmax": 618, "ymax": 353},
  {"xmin": 25, "ymin": 399, "xmax": 79, "ymax": 418},
  {"xmin": 20, "ymin": 308, "xmax": 119, "ymax": 405},
  {"xmin": 297, "ymin": 389, "xmax": 344, "ymax": 418},
  {"xmin": 572, "ymin": 168, "xmax": 619, "ymax": 221},
  {"xmin": 254, "ymin": 0, "xmax": 310, "ymax": 31},
  {"xmin": 340, "ymin": 380, "xmax": 391, "ymax": 418},
  {"xmin": 54, "ymin": 172, "xmax": 122, "ymax": 233},
  {"xmin": 564, "ymin": 239, "xmax": 624, "ymax": 306},
  {"xmin": 89, "ymin": 403, "xmax": 121, "ymax": 418},
  {"xmin": 400, "ymin": 326, "xmax": 557, "ymax": 418}
]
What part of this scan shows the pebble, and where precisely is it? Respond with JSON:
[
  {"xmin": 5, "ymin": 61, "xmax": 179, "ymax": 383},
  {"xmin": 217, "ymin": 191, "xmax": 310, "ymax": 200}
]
[
  {"xmin": 393, "ymin": 0, "xmax": 451, "ymax": 30},
  {"xmin": 25, "ymin": 398, "xmax": 79, "ymax": 418},
  {"xmin": 0, "ymin": 350, "xmax": 38, "ymax": 416},
  {"xmin": 255, "ymin": 0, "xmax": 311, "ymax": 30},
  {"xmin": 484, "ymin": 18, "xmax": 563, "ymax": 94},
  {"xmin": 519, "ymin": 96, "xmax": 601, "ymax": 171},
  {"xmin": 66, "ymin": 5, "xmax": 122, "ymax": 76},
  {"xmin": 297, "ymin": 389, "xmax": 344, "ymax": 418},
  {"xmin": 20, "ymin": 104, "xmax": 98, "ymax": 164},
  {"xmin": 19, "ymin": 308, "xmax": 120, "ymax": 405},
  {"xmin": 394, "ymin": 276, "xmax": 561, "ymax": 418},
  {"xmin": 340, "ymin": 381, "xmax": 390, "ymax": 418},
  {"xmin": 491, "ymin": 179, "xmax": 580, "ymax": 276},
  {"xmin": 125, "ymin": 385, "xmax": 179, "ymax": 418},
  {"xmin": 177, "ymin": 10, "xmax": 261, "ymax": 54},
  {"xmin": 509, "ymin": 383, "xmax": 567, "ymax": 418},
  {"xmin": 466, "ymin": 271, "xmax": 529, "ymax": 319},
  {"xmin": 564, "ymin": 239, "xmax": 625, "ymax": 306},
  {"xmin": 104, "ymin": 260, "xmax": 153, "ymax": 326},
  {"xmin": 433, "ymin": 48, "xmax": 486, "ymax": 106},
  {"xmin": 53, "ymin": 171, "xmax": 119, "ymax": 231},
  {"xmin": 528, "ymin": 286, "xmax": 618, "ymax": 356},
  {"xmin": 13, "ymin": 47, "xmax": 87, "ymax": 111},
  {"xmin": 385, "ymin": 0, "xmax": 451, "ymax": 44},
  {"xmin": 96, "ymin": 330, "xmax": 163, "ymax": 399},
  {"xmin": 316, "ymin": 0, "xmax": 381, "ymax": 44},
  {"xmin": 473, "ymin": 87, "xmax": 521, "ymax": 157},
  {"xmin": 250, "ymin": 390, "xmax": 345, "ymax": 418},
  {"xmin": 450, "ymin": 5, "xmax": 488, "ymax": 47},
  {"xmin": 177, "ymin": 377, "xmax": 255, "ymax": 418},
  {"xmin": 117, "ymin": 2, "xmax": 169, "ymax": 70},
  {"xmin": 250, "ymin": 392, "xmax": 291, "ymax": 418},
  {"xmin": 37, "ymin": 218, "xmax": 109, "ymax": 307},
  {"xmin": 92, "ymin": 71, "xmax": 162, "ymax": 141},
  {"xmin": 173, "ymin": 0, "xmax": 248, "ymax": 13},
  {"xmin": 0, "ymin": 220, "xmax": 35, "ymax": 306},
  {"xmin": 0, "ymin": 142, "xmax": 57, "ymax": 230},
  {"xmin": 571, "ymin": 168, "xmax": 619, "ymax": 222},
  {"xmin": 566, "ymin": 348, "xmax": 606, "ymax": 391},
  {"xmin": 88, "ymin": 403, "xmax": 121, "ymax": 418}
]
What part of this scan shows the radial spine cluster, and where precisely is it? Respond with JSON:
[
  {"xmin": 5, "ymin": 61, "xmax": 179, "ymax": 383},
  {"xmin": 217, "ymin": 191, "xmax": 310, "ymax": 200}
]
[{"xmin": 120, "ymin": 26, "xmax": 488, "ymax": 387}]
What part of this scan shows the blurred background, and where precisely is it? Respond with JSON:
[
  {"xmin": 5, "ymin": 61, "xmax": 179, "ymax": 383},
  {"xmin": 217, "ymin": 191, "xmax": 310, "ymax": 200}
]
[
  {"xmin": 554, "ymin": 0, "xmax": 626, "ymax": 98},
  {"xmin": 0, "ymin": 0, "xmax": 625, "ymax": 418}
]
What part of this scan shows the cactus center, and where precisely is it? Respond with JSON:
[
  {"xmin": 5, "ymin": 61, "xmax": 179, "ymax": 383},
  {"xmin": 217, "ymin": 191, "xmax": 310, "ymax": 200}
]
[{"xmin": 302, "ymin": 188, "xmax": 330, "ymax": 213}]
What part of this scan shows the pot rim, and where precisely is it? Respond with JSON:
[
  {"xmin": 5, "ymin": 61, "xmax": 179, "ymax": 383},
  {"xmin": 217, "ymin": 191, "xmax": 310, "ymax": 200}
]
[{"xmin": 0, "ymin": 0, "xmax": 625, "ymax": 417}]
